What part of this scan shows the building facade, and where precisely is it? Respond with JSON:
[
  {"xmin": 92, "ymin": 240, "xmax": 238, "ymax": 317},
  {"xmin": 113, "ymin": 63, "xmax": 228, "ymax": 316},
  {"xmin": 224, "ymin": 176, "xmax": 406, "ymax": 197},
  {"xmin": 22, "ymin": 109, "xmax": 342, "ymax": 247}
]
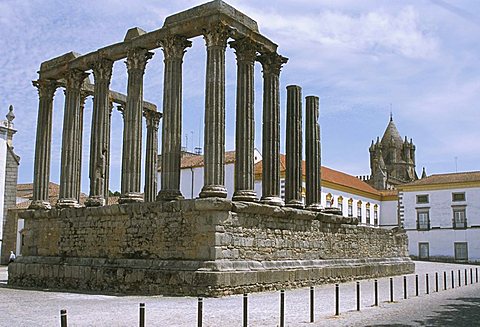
[{"xmin": 399, "ymin": 172, "xmax": 480, "ymax": 263}]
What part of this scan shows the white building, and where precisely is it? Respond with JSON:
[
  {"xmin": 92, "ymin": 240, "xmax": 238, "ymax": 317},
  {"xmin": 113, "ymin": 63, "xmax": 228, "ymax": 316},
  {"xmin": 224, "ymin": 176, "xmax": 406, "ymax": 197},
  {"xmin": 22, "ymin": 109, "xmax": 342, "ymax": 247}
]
[{"xmin": 399, "ymin": 171, "xmax": 480, "ymax": 263}]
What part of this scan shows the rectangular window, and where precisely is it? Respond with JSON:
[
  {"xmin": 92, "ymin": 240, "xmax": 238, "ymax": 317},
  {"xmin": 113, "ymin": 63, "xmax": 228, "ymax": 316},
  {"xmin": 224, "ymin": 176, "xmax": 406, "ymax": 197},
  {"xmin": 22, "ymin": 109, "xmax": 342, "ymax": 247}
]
[
  {"xmin": 357, "ymin": 207, "xmax": 362, "ymax": 220},
  {"xmin": 348, "ymin": 205, "xmax": 353, "ymax": 217},
  {"xmin": 452, "ymin": 192, "xmax": 466, "ymax": 202},
  {"xmin": 416, "ymin": 194, "xmax": 429, "ymax": 204},
  {"xmin": 419, "ymin": 242, "xmax": 429, "ymax": 260},
  {"xmin": 338, "ymin": 203, "xmax": 343, "ymax": 213},
  {"xmin": 453, "ymin": 209, "xmax": 467, "ymax": 229},
  {"xmin": 454, "ymin": 242, "xmax": 468, "ymax": 261},
  {"xmin": 366, "ymin": 209, "xmax": 371, "ymax": 225},
  {"xmin": 374, "ymin": 210, "xmax": 378, "ymax": 226},
  {"xmin": 417, "ymin": 210, "xmax": 430, "ymax": 230}
]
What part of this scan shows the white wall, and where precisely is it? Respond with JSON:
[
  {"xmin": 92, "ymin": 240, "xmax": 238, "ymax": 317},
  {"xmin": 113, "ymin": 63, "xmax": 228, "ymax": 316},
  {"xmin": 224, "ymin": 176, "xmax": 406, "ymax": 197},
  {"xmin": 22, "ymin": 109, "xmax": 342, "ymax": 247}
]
[
  {"xmin": 0, "ymin": 129, "xmax": 8, "ymax": 256},
  {"xmin": 380, "ymin": 200, "xmax": 398, "ymax": 227}
]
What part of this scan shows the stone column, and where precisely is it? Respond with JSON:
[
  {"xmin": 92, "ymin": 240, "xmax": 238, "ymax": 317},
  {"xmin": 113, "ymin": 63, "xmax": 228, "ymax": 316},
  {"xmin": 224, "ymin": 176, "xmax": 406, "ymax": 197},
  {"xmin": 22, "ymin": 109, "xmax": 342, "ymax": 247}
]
[
  {"xmin": 199, "ymin": 24, "xmax": 230, "ymax": 198},
  {"xmin": 58, "ymin": 69, "xmax": 89, "ymax": 208},
  {"xmin": 157, "ymin": 35, "xmax": 192, "ymax": 201},
  {"xmin": 230, "ymin": 38, "xmax": 257, "ymax": 202},
  {"xmin": 285, "ymin": 85, "xmax": 303, "ymax": 208},
  {"xmin": 76, "ymin": 91, "xmax": 88, "ymax": 203},
  {"xmin": 30, "ymin": 79, "xmax": 57, "ymax": 210},
  {"xmin": 257, "ymin": 52, "xmax": 288, "ymax": 205},
  {"xmin": 86, "ymin": 58, "xmax": 114, "ymax": 207},
  {"xmin": 104, "ymin": 100, "xmax": 114, "ymax": 203},
  {"xmin": 120, "ymin": 48, "xmax": 153, "ymax": 204},
  {"xmin": 305, "ymin": 96, "xmax": 323, "ymax": 210},
  {"xmin": 144, "ymin": 111, "xmax": 161, "ymax": 202}
]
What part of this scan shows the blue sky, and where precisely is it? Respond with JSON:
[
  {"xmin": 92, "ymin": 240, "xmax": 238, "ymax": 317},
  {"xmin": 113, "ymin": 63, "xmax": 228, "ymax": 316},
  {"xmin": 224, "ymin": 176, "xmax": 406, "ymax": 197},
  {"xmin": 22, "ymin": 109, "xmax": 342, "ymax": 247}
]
[{"xmin": 0, "ymin": 0, "xmax": 479, "ymax": 193}]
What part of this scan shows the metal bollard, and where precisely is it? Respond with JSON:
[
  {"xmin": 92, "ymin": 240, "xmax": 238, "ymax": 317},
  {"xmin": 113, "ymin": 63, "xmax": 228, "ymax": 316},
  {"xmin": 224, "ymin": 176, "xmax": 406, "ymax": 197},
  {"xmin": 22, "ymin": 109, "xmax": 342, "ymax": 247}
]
[
  {"xmin": 458, "ymin": 270, "xmax": 461, "ymax": 287},
  {"xmin": 426, "ymin": 274, "xmax": 429, "ymax": 295},
  {"xmin": 139, "ymin": 303, "xmax": 145, "ymax": 327},
  {"xmin": 335, "ymin": 284, "xmax": 340, "ymax": 316},
  {"xmin": 356, "ymin": 282, "xmax": 360, "ymax": 311},
  {"xmin": 465, "ymin": 269, "xmax": 468, "ymax": 286},
  {"xmin": 471, "ymin": 268, "xmax": 473, "ymax": 285},
  {"xmin": 280, "ymin": 290, "xmax": 285, "ymax": 327},
  {"xmin": 390, "ymin": 277, "xmax": 394, "ymax": 302},
  {"xmin": 452, "ymin": 270, "xmax": 455, "ymax": 289},
  {"xmin": 243, "ymin": 293, "xmax": 248, "ymax": 327},
  {"xmin": 435, "ymin": 272, "xmax": 439, "ymax": 292},
  {"xmin": 477, "ymin": 268, "xmax": 479, "ymax": 283},
  {"xmin": 415, "ymin": 275, "xmax": 419, "ymax": 297},
  {"xmin": 374, "ymin": 279, "xmax": 378, "ymax": 306},
  {"xmin": 403, "ymin": 276, "xmax": 407, "ymax": 299},
  {"xmin": 444, "ymin": 271, "xmax": 447, "ymax": 290},
  {"xmin": 310, "ymin": 287, "xmax": 314, "ymax": 323},
  {"xmin": 198, "ymin": 298, "xmax": 203, "ymax": 327},
  {"xmin": 60, "ymin": 309, "xmax": 67, "ymax": 327}
]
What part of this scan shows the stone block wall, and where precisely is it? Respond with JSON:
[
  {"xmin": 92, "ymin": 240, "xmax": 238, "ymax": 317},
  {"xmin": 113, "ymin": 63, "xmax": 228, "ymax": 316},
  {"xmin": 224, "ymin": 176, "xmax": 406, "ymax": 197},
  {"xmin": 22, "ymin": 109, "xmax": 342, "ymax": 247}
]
[{"xmin": 9, "ymin": 198, "xmax": 414, "ymax": 296}]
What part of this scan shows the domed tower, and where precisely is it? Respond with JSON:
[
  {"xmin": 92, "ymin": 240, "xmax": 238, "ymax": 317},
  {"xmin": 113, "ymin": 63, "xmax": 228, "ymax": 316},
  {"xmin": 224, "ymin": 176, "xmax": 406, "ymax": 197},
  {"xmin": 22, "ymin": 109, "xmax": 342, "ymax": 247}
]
[{"xmin": 369, "ymin": 114, "xmax": 417, "ymax": 190}]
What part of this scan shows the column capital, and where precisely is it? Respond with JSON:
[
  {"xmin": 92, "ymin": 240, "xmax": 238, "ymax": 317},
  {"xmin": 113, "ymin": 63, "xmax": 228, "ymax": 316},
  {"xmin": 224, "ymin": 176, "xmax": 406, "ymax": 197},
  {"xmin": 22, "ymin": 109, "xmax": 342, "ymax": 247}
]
[
  {"xmin": 144, "ymin": 110, "xmax": 162, "ymax": 129},
  {"xmin": 257, "ymin": 52, "xmax": 288, "ymax": 75},
  {"xmin": 229, "ymin": 38, "xmax": 257, "ymax": 63},
  {"xmin": 126, "ymin": 48, "xmax": 154, "ymax": 73},
  {"xmin": 65, "ymin": 69, "xmax": 89, "ymax": 91},
  {"xmin": 92, "ymin": 57, "xmax": 114, "ymax": 82},
  {"xmin": 161, "ymin": 35, "xmax": 192, "ymax": 61},
  {"xmin": 32, "ymin": 79, "xmax": 58, "ymax": 98},
  {"xmin": 203, "ymin": 23, "xmax": 231, "ymax": 48}
]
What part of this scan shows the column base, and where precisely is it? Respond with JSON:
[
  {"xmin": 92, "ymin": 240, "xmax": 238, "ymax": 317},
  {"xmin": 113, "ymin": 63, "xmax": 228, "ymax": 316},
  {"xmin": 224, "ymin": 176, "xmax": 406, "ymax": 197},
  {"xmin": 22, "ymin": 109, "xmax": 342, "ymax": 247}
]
[
  {"xmin": 285, "ymin": 199, "xmax": 304, "ymax": 209},
  {"xmin": 85, "ymin": 196, "xmax": 106, "ymax": 207},
  {"xmin": 28, "ymin": 200, "xmax": 52, "ymax": 210},
  {"xmin": 199, "ymin": 185, "xmax": 227, "ymax": 198},
  {"xmin": 306, "ymin": 203, "xmax": 324, "ymax": 212},
  {"xmin": 232, "ymin": 190, "xmax": 257, "ymax": 202},
  {"xmin": 260, "ymin": 196, "xmax": 284, "ymax": 206},
  {"xmin": 118, "ymin": 192, "xmax": 144, "ymax": 204},
  {"xmin": 56, "ymin": 198, "xmax": 81, "ymax": 208},
  {"xmin": 156, "ymin": 189, "xmax": 184, "ymax": 202}
]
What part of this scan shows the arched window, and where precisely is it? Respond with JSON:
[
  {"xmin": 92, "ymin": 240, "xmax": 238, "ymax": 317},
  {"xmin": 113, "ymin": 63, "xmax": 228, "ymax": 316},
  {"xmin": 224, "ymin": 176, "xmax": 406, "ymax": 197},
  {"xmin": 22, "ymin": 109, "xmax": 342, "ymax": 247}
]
[
  {"xmin": 374, "ymin": 204, "xmax": 379, "ymax": 226},
  {"xmin": 357, "ymin": 200, "xmax": 362, "ymax": 220},
  {"xmin": 348, "ymin": 198, "xmax": 353, "ymax": 217},
  {"xmin": 338, "ymin": 196, "xmax": 343, "ymax": 212},
  {"xmin": 326, "ymin": 193, "xmax": 333, "ymax": 207},
  {"xmin": 366, "ymin": 203, "xmax": 371, "ymax": 225}
]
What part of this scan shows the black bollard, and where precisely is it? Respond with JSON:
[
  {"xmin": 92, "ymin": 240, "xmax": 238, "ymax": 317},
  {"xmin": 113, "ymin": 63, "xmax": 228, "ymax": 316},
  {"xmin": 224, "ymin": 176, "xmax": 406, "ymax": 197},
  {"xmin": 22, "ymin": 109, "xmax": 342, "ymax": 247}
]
[
  {"xmin": 465, "ymin": 269, "xmax": 468, "ymax": 286},
  {"xmin": 374, "ymin": 279, "xmax": 378, "ymax": 306},
  {"xmin": 198, "ymin": 298, "xmax": 203, "ymax": 327},
  {"xmin": 310, "ymin": 287, "xmax": 314, "ymax": 323},
  {"xmin": 335, "ymin": 284, "xmax": 340, "ymax": 316},
  {"xmin": 390, "ymin": 277, "xmax": 394, "ymax": 302},
  {"xmin": 415, "ymin": 274, "xmax": 419, "ymax": 297},
  {"xmin": 471, "ymin": 268, "xmax": 473, "ymax": 285},
  {"xmin": 435, "ymin": 272, "xmax": 439, "ymax": 292},
  {"xmin": 60, "ymin": 309, "xmax": 67, "ymax": 327},
  {"xmin": 243, "ymin": 293, "xmax": 248, "ymax": 327},
  {"xmin": 139, "ymin": 303, "xmax": 145, "ymax": 327},
  {"xmin": 356, "ymin": 282, "xmax": 360, "ymax": 311},
  {"xmin": 444, "ymin": 271, "xmax": 447, "ymax": 290},
  {"xmin": 426, "ymin": 274, "xmax": 429, "ymax": 295},
  {"xmin": 403, "ymin": 276, "xmax": 407, "ymax": 299},
  {"xmin": 458, "ymin": 270, "xmax": 461, "ymax": 287},
  {"xmin": 452, "ymin": 270, "xmax": 455, "ymax": 289},
  {"xmin": 280, "ymin": 290, "xmax": 285, "ymax": 327}
]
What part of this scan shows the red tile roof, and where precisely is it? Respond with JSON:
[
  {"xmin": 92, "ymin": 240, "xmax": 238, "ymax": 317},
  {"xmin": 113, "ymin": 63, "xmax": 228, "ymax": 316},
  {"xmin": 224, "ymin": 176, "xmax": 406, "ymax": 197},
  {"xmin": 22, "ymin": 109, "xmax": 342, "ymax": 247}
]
[{"xmin": 401, "ymin": 171, "xmax": 480, "ymax": 187}]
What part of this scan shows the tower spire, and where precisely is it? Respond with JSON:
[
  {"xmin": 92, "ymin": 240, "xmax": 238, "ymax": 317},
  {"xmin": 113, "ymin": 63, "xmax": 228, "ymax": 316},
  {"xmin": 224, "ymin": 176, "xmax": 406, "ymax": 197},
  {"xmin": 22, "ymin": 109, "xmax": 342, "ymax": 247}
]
[{"xmin": 389, "ymin": 103, "xmax": 393, "ymax": 122}]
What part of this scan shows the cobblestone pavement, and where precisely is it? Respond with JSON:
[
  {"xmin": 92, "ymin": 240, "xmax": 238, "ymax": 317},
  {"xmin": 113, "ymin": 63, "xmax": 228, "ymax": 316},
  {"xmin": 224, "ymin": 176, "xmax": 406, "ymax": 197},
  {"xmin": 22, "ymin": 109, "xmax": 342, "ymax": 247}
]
[{"xmin": 1, "ymin": 261, "xmax": 479, "ymax": 326}]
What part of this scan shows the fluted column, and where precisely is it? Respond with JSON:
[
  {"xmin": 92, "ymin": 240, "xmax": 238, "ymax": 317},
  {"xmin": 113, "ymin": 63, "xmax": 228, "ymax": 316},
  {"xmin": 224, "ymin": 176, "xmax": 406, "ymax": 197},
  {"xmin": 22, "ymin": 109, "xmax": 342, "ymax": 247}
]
[
  {"xmin": 86, "ymin": 58, "xmax": 113, "ymax": 207},
  {"xmin": 144, "ymin": 111, "xmax": 161, "ymax": 202},
  {"xmin": 120, "ymin": 48, "xmax": 153, "ymax": 204},
  {"xmin": 305, "ymin": 96, "xmax": 323, "ymax": 210},
  {"xmin": 58, "ymin": 69, "xmax": 89, "ymax": 208},
  {"xmin": 157, "ymin": 35, "xmax": 192, "ymax": 201},
  {"xmin": 75, "ymin": 91, "xmax": 88, "ymax": 203},
  {"xmin": 285, "ymin": 85, "xmax": 303, "ymax": 208},
  {"xmin": 104, "ymin": 100, "xmax": 114, "ymax": 203},
  {"xmin": 257, "ymin": 52, "xmax": 288, "ymax": 206},
  {"xmin": 199, "ymin": 24, "xmax": 230, "ymax": 198},
  {"xmin": 30, "ymin": 79, "xmax": 57, "ymax": 210},
  {"xmin": 230, "ymin": 38, "xmax": 257, "ymax": 202}
]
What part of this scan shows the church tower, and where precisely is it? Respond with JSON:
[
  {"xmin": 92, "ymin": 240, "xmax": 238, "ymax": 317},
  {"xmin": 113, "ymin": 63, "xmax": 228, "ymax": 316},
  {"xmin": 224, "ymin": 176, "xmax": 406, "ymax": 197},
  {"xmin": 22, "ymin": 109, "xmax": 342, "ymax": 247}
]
[{"xmin": 369, "ymin": 115, "xmax": 417, "ymax": 190}]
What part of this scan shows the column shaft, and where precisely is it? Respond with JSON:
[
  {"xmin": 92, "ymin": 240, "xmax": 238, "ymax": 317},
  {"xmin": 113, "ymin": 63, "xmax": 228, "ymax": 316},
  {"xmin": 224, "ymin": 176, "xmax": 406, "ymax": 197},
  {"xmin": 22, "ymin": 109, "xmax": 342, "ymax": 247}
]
[
  {"xmin": 230, "ymin": 38, "xmax": 257, "ymax": 202},
  {"xmin": 104, "ymin": 101, "xmax": 113, "ymax": 202},
  {"xmin": 199, "ymin": 24, "xmax": 230, "ymax": 198},
  {"xmin": 258, "ymin": 52, "xmax": 288, "ymax": 206},
  {"xmin": 58, "ymin": 69, "xmax": 89, "ymax": 208},
  {"xmin": 30, "ymin": 79, "xmax": 57, "ymax": 210},
  {"xmin": 157, "ymin": 36, "xmax": 191, "ymax": 201},
  {"xmin": 120, "ymin": 48, "xmax": 153, "ymax": 203},
  {"xmin": 76, "ymin": 93, "xmax": 87, "ymax": 203},
  {"xmin": 144, "ymin": 111, "xmax": 161, "ymax": 202},
  {"xmin": 305, "ymin": 96, "xmax": 322, "ymax": 210},
  {"xmin": 86, "ymin": 58, "xmax": 113, "ymax": 207},
  {"xmin": 285, "ymin": 85, "xmax": 303, "ymax": 208}
]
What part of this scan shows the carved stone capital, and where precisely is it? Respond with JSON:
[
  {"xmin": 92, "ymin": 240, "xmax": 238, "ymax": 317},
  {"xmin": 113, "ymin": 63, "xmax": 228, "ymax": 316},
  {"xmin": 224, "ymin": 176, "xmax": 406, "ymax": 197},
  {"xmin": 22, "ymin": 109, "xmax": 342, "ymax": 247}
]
[
  {"xmin": 65, "ymin": 69, "xmax": 89, "ymax": 91},
  {"xmin": 92, "ymin": 58, "xmax": 114, "ymax": 82},
  {"xmin": 161, "ymin": 35, "xmax": 192, "ymax": 60},
  {"xmin": 32, "ymin": 79, "xmax": 58, "ymax": 99},
  {"xmin": 203, "ymin": 23, "xmax": 231, "ymax": 48},
  {"xmin": 257, "ymin": 52, "xmax": 288, "ymax": 76},
  {"xmin": 229, "ymin": 38, "xmax": 257, "ymax": 63},
  {"xmin": 126, "ymin": 48, "xmax": 154, "ymax": 73},
  {"xmin": 144, "ymin": 110, "xmax": 162, "ymax": 129}
]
